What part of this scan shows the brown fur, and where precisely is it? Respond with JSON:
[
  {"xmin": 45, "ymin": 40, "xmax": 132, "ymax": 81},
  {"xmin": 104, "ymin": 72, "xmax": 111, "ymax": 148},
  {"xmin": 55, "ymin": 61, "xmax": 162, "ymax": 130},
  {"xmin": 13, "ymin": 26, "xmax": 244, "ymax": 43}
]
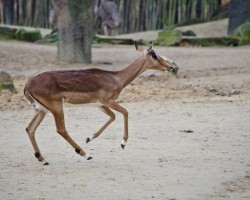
[{"xmin": 24, "ymin": 43, "xmax": 175, "ymax": 163}]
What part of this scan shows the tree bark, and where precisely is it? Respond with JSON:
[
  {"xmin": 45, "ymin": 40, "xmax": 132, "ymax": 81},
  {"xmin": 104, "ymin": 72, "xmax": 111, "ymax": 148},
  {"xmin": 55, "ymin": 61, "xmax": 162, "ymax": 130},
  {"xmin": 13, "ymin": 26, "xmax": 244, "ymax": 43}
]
[
  {"xmin": 228, "ymin": 0, "xmax": 250, "ymax": 34},
  {"xmin": 52, "ymin": 0, "xmax": 93, "ymax": 63},
  {"xmin": 4, "ymin": 0, "xmax": 14, "ymax": 24}
]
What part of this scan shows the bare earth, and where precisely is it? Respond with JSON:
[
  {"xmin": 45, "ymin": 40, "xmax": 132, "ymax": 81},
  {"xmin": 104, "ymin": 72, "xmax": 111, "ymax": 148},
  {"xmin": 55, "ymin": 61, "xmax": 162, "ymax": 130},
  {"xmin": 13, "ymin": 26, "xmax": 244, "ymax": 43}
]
[{"xmin": 0, "ymin": 40, "xmax": 250, "ymax": 200}]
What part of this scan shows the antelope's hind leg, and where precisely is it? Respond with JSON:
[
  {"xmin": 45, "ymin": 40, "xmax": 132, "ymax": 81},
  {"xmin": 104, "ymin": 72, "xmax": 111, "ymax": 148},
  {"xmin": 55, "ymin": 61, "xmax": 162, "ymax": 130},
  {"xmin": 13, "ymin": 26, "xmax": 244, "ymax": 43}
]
[
  {"xmin": 26, "ymin": 109, "xmax": 48, "ymax": 165},
  {"xmin": 86, "ymin": 105, "xmax": 115, "ymax": 143}
]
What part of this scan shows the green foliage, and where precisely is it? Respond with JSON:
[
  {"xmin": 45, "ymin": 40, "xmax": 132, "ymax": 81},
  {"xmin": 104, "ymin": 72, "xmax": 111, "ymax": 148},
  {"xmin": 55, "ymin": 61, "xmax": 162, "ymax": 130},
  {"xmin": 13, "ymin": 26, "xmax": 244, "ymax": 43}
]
[
  {"xmin": 0, "ymin": 26, "xmax": 42, "ymax": 42},
  {"xmin": 0, "ymin": 71, "xmax": 16, "ymax": 93},
  {"xmin": 156, "ymin": 30, "xmax": 182, "ymax": 46},
  {"xmin": 0, "ymin": 82, "xmax": 16, "ymax": 93},
  {"xmin": 233, "ymin": 22, "xmax": 250, "ymax": 45},
  {"xmin": 1, "ymin": 0, "xmax": 221, "ymax": 35},
  {"xmin": 15, "ymin": 28, "xmax": 42, "ymax": 42},
  {"xmin": 44, "ymin": 29, "xmax": 58, "ymax": 43},
  {"xmin": 0, "ymin": 27, "xmax": 17, "ymax": 40}
]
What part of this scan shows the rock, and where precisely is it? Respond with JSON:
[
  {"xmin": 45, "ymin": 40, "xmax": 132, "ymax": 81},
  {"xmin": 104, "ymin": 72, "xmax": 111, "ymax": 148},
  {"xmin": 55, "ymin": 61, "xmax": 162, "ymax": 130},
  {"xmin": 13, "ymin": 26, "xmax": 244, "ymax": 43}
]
[{"xmin": 0, "ymin": 71, "xmax": 16, "ymax": 93}]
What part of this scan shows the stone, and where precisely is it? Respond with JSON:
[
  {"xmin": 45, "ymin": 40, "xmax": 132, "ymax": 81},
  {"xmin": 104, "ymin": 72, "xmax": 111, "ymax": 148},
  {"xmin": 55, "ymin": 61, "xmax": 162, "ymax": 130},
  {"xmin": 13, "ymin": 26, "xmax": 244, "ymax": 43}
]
[{"xmin": 0, "ymin": 71, "xmax": 16, "ymax": 93}]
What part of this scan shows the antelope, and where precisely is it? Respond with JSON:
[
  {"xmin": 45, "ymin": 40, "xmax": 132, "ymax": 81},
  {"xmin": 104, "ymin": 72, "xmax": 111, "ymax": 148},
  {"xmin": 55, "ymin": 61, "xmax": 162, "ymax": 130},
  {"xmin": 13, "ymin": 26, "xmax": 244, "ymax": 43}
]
[{"xmin": 24, "ymin": 41, "xmax": 178, "ymax": 165}]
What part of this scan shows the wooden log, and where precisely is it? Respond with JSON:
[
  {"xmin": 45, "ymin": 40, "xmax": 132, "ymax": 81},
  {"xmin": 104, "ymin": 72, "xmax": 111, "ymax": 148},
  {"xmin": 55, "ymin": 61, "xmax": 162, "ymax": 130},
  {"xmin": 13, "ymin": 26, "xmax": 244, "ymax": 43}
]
[
  {"xmin": 179, "ymin": 36, "xmax": 239, "ymax": 46},
  {"xmin": 93, "ymin": 34, "xmax": 134, "ymax": 45}
]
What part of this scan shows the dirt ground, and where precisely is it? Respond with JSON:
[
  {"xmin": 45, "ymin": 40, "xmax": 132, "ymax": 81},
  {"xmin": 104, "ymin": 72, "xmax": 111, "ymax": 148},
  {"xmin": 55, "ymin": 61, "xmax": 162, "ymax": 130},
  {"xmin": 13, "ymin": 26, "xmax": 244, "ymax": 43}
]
[{"xmin": 0, "ymin": 40, "xmax": 250, "ymax": 200}]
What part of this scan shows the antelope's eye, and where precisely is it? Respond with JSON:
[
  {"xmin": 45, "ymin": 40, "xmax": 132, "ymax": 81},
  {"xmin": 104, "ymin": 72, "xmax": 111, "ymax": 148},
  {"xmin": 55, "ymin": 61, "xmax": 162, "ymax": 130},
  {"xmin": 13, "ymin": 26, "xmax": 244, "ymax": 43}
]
[{"xmin": 151, "ymin": 51, "xmax": 158, "ymax": 60}]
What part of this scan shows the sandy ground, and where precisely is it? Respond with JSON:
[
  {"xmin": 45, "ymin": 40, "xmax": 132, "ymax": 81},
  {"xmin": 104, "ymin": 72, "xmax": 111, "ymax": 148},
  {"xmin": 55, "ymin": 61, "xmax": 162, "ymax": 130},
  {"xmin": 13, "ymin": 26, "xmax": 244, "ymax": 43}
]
[{"xmin": 0, "ymin": 40, "xmax": 250, "ymax": 200}]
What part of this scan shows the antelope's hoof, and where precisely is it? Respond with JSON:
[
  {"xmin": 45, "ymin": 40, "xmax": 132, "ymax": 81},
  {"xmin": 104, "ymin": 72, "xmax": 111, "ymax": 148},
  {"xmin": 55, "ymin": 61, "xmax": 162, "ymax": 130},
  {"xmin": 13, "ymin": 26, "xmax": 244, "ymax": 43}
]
[
  {"xmin": 86, "ymin": 154, "xmax": 93, "ymax": 160},
  {"xmin": 86, "ymin": 137, "xmax": 91, "ymax": 144},
  {"xmin": 40, "ymin": 160, "xmax": 49, "ymax": 166},
  {"xmin": 43, "ymin": 162, "xmax": 49, "ymax": 166},
  {"xmin": 121, "ymin": 140, "xmax": 126, "ymax": 149},
  {"xmin": 87, "ymin": 156, "xmax": 93, "ymax": 160},
  {"xmin": 75, "ymin": 147, "xmax": 81, "ymax": 154}
]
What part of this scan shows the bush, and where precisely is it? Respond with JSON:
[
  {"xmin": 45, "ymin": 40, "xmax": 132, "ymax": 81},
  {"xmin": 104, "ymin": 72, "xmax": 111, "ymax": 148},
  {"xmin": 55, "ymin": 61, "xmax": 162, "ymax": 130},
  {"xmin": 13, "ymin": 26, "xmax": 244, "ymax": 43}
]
[
  {"xmin": 233, "ymin": 22, "xmax": 250, "ymax": 45},
  {"xmin": 15, "ymin": 28, "xmax": 42, "ymax": 42},
  {"xmin": 156, "ymin": 30, "xmax": 182, "ymax": 46}
]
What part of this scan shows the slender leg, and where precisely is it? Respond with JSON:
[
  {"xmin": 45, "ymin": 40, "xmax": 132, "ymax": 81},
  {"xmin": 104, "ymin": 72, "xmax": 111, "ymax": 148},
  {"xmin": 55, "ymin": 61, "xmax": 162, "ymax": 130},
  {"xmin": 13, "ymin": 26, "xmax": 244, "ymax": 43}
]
[
  {"xmin": 105, "ymin": 100, "xmax": 128, "ymax": 149},
  {"xmin": 26, "ymin": 109, "xmax": 47, "ymax": 163},
  {"xmin": 86, "ymin": 106, "xmax": 115, "ymax": 143},
  {"xmin": 51, "ymin": 102, "xmax": 92, "ymax": 160}
]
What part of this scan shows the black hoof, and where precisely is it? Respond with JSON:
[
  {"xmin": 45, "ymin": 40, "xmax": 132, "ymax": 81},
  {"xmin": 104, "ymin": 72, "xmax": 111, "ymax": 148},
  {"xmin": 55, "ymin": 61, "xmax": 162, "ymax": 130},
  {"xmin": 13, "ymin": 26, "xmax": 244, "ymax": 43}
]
[
  {"xmin": 34, "ymin": 152, "xmax": 40, "ymax": 159},
  {"xmin": 121, "ymin": 144, "xmax": 125, "ymax": 149},
  {"xmin": 87, "ymin": 156, "xmax": 93, "ymax": 160},
  {"xmin": 86, "ymin": 137, "xmax": 91, "ymax": 144},
  {"xmin": 43, "ymin": 162, "xmax": 49, "ymax": 166},
  {"xmin": 75, "ymin": 148, "xmax": 81, "ymax": 154}
]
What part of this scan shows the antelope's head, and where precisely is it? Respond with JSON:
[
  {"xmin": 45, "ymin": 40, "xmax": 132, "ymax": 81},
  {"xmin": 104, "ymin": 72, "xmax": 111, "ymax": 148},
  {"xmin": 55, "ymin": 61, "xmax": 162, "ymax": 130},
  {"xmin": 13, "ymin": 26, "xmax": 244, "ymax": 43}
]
[{"xmin": 135, "ymin": 41, "xmax": 179, "ymax": 74}]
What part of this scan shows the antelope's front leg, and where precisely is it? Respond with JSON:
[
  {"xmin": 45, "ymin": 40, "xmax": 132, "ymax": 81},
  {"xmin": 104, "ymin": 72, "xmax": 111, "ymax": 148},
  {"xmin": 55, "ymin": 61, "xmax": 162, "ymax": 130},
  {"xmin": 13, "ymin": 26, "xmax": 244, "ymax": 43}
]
[
  {"xmin": 105, "ymin": 100, "xmax": 128, "ymax": 149},
  {"xmin": 86, "ymin": 106, "xmax": 115, "ymax": 143}
]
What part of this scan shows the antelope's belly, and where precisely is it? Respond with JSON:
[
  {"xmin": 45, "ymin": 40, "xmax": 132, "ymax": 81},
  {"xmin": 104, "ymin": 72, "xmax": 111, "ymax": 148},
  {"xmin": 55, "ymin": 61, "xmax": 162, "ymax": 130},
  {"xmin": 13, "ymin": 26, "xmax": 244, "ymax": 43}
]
[{"xmin": 63, "ymin": 92, "xmax": 102, "ymax": 106}]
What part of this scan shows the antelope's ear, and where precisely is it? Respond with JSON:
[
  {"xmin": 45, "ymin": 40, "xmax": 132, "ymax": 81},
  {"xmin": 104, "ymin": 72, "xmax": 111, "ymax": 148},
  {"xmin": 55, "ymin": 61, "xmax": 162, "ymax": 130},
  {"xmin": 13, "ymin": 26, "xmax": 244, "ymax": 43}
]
[
  {"xmin": 134, "ymin": 41, "xmax": 145, "ymax": 52},
  {"xmin": 147, "ymin": 41, "xmax": 153, "ymax": 51}
]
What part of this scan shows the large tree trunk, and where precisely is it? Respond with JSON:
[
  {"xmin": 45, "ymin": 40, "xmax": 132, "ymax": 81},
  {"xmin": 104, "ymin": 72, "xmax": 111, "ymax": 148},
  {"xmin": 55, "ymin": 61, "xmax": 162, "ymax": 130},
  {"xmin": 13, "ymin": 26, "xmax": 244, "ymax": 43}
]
[
  {"xmin": 228, "ymin": 0, "xmax": 250, "ymax": 34},
  {"xmin": 52, "ymin": 0, "xmax": 93, "ymax": 63}
]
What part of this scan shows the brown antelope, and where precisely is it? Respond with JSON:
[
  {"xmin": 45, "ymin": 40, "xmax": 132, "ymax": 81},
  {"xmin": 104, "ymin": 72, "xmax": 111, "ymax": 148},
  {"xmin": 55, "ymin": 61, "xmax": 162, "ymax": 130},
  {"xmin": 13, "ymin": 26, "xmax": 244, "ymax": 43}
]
[{"xmin": 24, "ymin": 41, "xmax": 178, "ymax": 165}]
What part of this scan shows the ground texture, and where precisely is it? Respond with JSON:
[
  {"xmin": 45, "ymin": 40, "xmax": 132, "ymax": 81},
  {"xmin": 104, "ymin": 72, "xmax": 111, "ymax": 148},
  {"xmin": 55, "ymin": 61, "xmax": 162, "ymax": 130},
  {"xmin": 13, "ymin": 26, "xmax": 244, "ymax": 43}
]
[{"xmin": 0, "ymin": 39, "xmax": 250, "ymax": 200}]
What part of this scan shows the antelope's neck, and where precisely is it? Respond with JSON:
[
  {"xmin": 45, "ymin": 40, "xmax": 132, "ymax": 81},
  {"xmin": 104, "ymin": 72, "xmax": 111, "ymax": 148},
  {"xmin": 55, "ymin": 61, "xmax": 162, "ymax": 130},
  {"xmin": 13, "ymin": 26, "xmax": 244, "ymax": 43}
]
[{"xmin": 116, "ymin": 56, "xmax": 146, "ymax": 88}]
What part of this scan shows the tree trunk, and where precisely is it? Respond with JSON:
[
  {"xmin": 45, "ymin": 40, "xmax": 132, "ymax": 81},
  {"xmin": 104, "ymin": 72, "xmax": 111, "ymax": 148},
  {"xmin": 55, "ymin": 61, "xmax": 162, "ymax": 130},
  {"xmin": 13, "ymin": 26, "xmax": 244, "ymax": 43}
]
[
  {"xmin": 52, "ymin": 0, "xmax": 93, "ymax": 63},
  {"xmin": 228, "ymin": 0, "xmax": 250, "ymax": 34},
  {"xmin": 4, "ymin": 0, "xmax": 14, "ymax": 24}
]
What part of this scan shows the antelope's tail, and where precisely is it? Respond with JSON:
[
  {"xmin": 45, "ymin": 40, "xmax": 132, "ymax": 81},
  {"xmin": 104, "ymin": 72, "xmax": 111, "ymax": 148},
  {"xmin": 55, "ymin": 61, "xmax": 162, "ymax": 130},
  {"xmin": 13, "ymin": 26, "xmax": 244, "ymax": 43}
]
[{"xmin": 24, "ymin": 87, "xmax": 35, "ymax": 106}]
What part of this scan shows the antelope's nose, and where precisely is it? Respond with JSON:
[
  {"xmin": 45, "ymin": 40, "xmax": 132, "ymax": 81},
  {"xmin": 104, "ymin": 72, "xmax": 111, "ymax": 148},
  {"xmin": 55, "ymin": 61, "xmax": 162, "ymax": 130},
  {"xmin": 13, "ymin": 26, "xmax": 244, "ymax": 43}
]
[{"xmin": 169, "ymin": 63, "xmax": 178, "ymax": 74}]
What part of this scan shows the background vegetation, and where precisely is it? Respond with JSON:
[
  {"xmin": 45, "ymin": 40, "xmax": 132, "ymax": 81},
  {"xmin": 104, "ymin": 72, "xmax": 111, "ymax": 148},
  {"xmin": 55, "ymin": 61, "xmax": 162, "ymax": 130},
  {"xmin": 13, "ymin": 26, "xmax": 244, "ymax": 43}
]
[{"xmin": 0, "ymin": 0, "xmax": 221, "ymax": 34}]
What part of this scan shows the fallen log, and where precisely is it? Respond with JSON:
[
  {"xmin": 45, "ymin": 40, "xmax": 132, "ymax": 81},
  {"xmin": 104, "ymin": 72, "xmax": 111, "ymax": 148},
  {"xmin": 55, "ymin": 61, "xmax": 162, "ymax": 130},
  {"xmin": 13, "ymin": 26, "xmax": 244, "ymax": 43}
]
[
  {"xmin": 179, "ymin": 36, "xmax": 239, "ymax": 46},
  {"xmin": 93, "ymin": 34, "xmax": 135, "ymax": 44}
]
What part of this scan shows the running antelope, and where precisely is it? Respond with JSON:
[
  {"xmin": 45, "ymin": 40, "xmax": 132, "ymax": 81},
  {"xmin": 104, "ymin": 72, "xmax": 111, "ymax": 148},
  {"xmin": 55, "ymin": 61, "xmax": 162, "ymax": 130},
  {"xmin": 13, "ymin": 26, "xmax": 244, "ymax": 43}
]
[{"xmin": 24, "ymin": 41, "xmax": 178, "ymax": 165}]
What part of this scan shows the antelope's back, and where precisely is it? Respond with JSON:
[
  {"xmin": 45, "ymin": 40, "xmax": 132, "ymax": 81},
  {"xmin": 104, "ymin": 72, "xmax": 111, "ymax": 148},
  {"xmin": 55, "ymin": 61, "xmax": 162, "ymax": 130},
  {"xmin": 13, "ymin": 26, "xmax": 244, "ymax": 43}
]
[{"xmin": 24, "ymin": 69, "xmax": 119, "ymax": 96}]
